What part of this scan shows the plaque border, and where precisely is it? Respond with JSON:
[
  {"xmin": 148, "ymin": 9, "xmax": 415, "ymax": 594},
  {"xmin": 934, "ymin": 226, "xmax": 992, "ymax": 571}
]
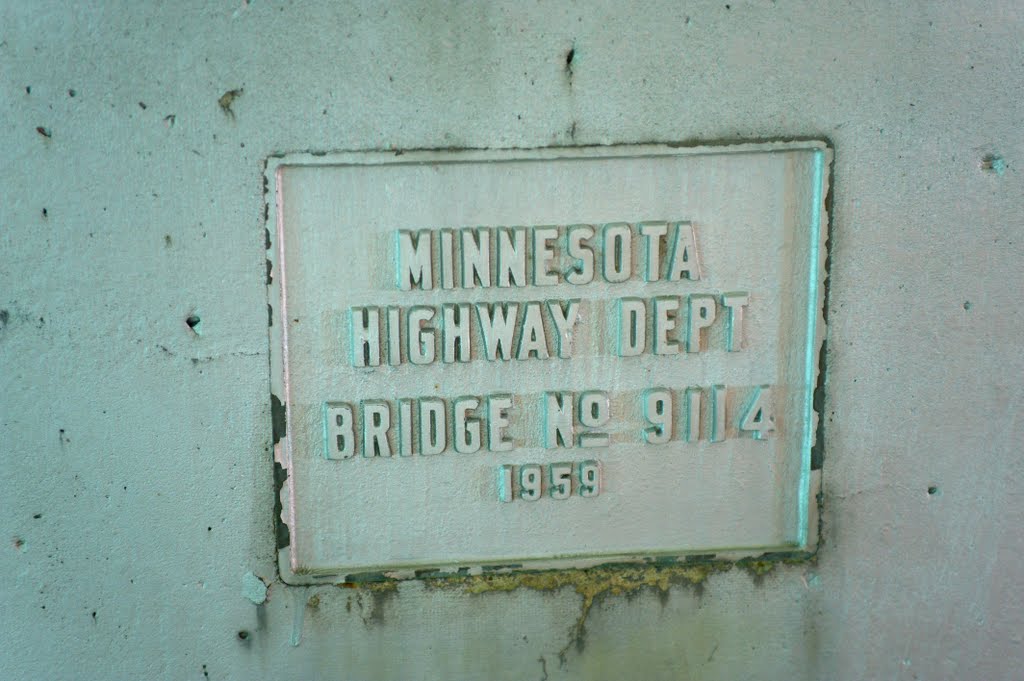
[{"xmin": 265, "ymin": 140, "xmax": 831, "ymax": 584}]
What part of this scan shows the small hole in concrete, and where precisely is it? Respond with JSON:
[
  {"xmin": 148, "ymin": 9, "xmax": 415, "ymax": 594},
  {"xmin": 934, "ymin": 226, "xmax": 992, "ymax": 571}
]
[
  {"xmin": 186, "ymin": 314, "xmax": 201, "ymax": 334},
  {"xmin": 237, "ymin": 630, "xmax": 250, "ymax": 640},
  {"xmin": 927, "ymin": 486, "xmax": 939, "ymax": 495},
  {"xmin": 981, "ymin": 154, "xmax": 1006, "ymax": 176}
]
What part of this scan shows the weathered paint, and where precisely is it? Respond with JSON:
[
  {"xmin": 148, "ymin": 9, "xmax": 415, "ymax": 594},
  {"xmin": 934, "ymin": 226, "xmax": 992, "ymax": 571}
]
[
  {"xmin": 241, "ymin": 572, "xmax": 268, "ymax": 605},
  {"xmin": 266, "ymin": 143, "xmax": 829, "ymax": 580},
  {"xmin": 1, "ymin": 2, "xmax": 1021, "ymax": 680}
]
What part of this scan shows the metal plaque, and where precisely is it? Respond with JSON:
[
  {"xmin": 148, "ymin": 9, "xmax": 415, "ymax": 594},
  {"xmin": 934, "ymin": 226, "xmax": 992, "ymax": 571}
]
[{"xmin": 267, "ymin": 142, "xmax": 829, "ymax": 582}]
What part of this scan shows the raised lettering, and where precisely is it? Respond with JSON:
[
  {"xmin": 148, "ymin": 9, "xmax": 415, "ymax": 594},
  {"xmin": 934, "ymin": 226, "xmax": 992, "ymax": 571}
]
[
  {"xmin": 578, "ymin": 391, "xmax": 610, "ymax": 448},
  {"xmin": 497, "ymin": 464, "xmax": 515, "ymax": 502},
  {"xmin": 643, "ymin": 388, "xmax": 672, "ymax": 444},
  {"xmin": 686, "ymin": 295, "xmax": 717, "ymax": 353},
  {"xmin": 419, "ymin": 398, "xmax": 447, "ymax": 455},
  {"xmin": 516, "ymin": 301, "xmax": 549, "ymax": 360},
  {"xmin": 546, "ymin": 299, "xmax": 580, "ymax": 359},
  {"xmin": 396, "ymin": 230, "xmax": 433, "ymax": 290},
  {"xmin": 739, "ymin": 386, "xmax": 774, "ymax": 439},
  {"xmin": 439, "ymin": 229, "xmax": 456, "ymax": 289},
  {"xmin": 578, "ymin": 460, "xmax": 600, "ymax": 497},
  {"xmin": 397, "ymin": 399, "xmax": 414, "ymax": 456},
  {"xmin": 544, "ymin": 392, "xmax": 574, "ymax": 448},
  {"xmin": 453, "ymin": 397, "xmax": 482, "ymax": 454},
  {"xmin": 684, "ymin": 387, "xmax": 702, "ymax": 442},
  {"xmin": 710, "ymin": 385, "xmax": 727, "ymax": 443},
  {"xmin": 565, "ymin": 225, "xmax": 595, "ymax": 285},
  {"xmin": 442, "ymin": 303, "xmax": 471, "ymax": 363},
  {"xmin": 407, "ymin": 306, "xmax": 436, "ymax": 365},
  {"xmin": 386, "ymin": 307, "xmax": 402, "ymax": 366},
  {"xmin": 653, "ymin": 296, "xmax": 680, "ymax": 355},
  {"xmin": 602, "ymin": 223, "xmax": 632, "ymax": 283},
  {"xmin": 617, "ymin": 298, "xmax": 647, "ymax": 357},
  {"xmin": 323, "ymin": 402, "xmax": 356, "ymax": 459},
  {"xmin": 496, "ymin": 227, "xmax": 527, "ymax": 288},
  {"xmin": 721, "ymin": 292, "xmax": 750, "ymax": 352},
  {"xmin": 487, "ymin": 394, "xmax": 513, "ymax": 452},
  {"xmin": 460, "ymin": 227, "xmax": 491, "ymax": 288},
  {"xmin": 532, "ymin": 226, "xmax": 559, "ymax": 286},
  {"xmin": 639, "ymin": 221, "xmax": 668, "ymax": 281},
  {"xmin": 476, "ymin": 303, "xmax": 519, "ymax": 361},
  {"xmin": 666, "ymin": 221, "xmax": 700, "ymax": 281},
  {"xmin": 349, "ymin": 306, "xmax": 381, "ymax": 367},
  {"xmin": 519, "ymin": 464, "xmax": 542, "ymax": 501},
  {"xmin": 362, "ymin": 401, "xmax": 392, "ymax": 457},
  {"xmin": 549, "ymin": 462, "xmax": 572, "ymax": 500}
]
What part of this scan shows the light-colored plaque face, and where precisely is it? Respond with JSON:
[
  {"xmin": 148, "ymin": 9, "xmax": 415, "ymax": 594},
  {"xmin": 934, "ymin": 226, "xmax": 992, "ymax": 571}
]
[{"xmin": 267, "ymin": 142, "xmax": 829, "ymax": 583}]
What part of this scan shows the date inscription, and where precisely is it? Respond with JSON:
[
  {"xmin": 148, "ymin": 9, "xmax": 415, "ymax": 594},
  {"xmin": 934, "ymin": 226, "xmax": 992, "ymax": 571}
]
[{"xmin": 497, "ymin": 461, "xmax": 601, "ymax": 502}]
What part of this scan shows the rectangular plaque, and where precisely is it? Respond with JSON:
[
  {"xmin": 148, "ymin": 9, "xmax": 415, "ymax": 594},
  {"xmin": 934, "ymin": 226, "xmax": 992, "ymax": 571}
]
[{"xmin": 267, "ymin": 142, "xmax": 829, "ymax": 582}]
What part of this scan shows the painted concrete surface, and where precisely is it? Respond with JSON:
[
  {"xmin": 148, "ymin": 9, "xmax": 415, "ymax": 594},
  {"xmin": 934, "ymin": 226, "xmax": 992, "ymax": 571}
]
[{"xmin": 1, "ymin": 2, "xmax": 1021, "ymax": 679}]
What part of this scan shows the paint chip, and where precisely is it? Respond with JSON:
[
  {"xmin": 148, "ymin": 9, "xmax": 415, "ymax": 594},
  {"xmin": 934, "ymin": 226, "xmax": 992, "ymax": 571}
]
[{"xmin": 241, "ymin": 571, "xmax": 268, "ymax": 604}]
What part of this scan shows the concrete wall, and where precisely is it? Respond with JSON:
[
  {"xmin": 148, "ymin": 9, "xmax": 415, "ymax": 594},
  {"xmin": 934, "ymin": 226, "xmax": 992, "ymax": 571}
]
[{"xmin": 2, "ymin": 2, "xmax": 1021, "ymax": 679}]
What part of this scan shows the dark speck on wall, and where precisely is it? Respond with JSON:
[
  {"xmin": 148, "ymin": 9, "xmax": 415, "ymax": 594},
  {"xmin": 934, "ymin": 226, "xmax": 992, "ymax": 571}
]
[{"xmin": 218, "ymin": 88, "xmax": 244, "ymax": 119}]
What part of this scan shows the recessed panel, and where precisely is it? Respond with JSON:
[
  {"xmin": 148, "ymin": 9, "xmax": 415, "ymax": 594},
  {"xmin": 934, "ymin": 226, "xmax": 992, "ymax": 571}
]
[{"xmin": 267, "ymin": 143, "xmax": 829, "ymax": 581}]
